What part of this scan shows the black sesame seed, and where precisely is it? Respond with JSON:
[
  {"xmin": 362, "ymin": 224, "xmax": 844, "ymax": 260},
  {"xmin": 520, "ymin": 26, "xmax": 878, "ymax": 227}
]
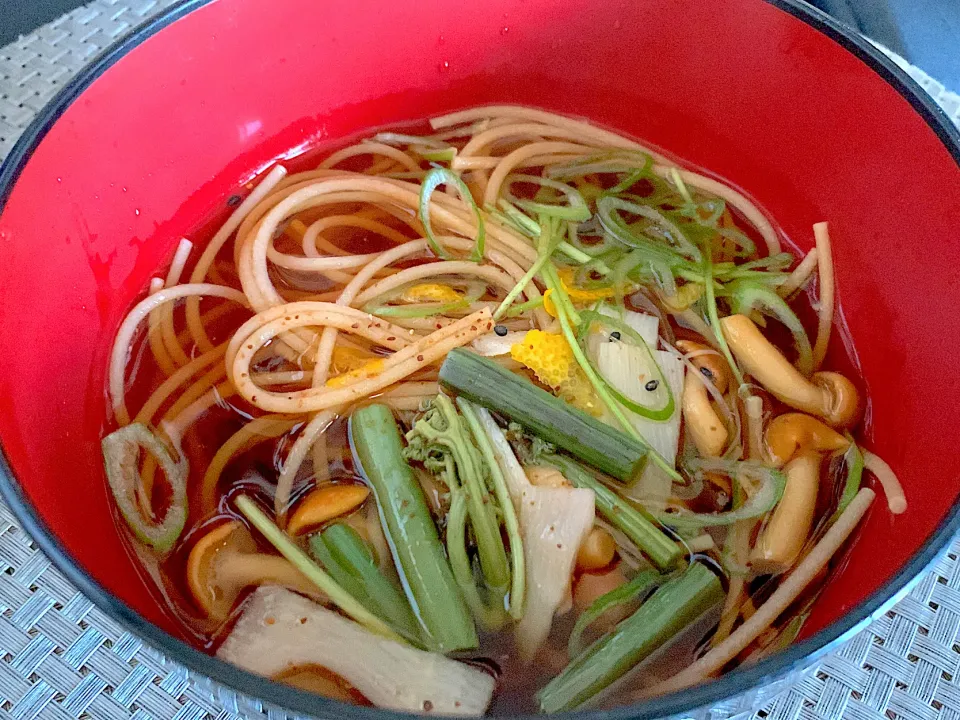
[
  {"xmin": 645, "ymin": 379, "xmax": 660, "ymax": 391},
  {"xmin": 227, "ymin": 194, "xmax": 242, "ymax": 207},
  {"xmin": 494, "ymin": 324, "xmax": 508, "ymax": 337},
  {"xmin": 609, "ymin": 331, "xmax": 621, "ymax": 341}
]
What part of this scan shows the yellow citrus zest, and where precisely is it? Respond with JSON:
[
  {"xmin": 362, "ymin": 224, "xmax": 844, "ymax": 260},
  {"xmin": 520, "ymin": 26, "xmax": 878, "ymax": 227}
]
[
  {"xmin": 510, "ymin": 330, "xmax": 601, "ymax": 415},
  {"xmin": 399, "ymin": 283, "xmax": 463, "ymax": 304}
]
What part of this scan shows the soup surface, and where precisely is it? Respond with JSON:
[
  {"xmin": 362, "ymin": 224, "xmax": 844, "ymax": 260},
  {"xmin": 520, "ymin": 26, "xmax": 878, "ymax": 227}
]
[{"xmin": 101, "ymin": 106, "xmax": 904, "ymax": 715}]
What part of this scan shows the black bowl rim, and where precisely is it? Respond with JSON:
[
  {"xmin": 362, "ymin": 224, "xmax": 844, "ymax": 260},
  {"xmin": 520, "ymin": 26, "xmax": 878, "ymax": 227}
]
[{"xmin": 1, "ymin": 0, "xmax": 959, "ymax": 718}]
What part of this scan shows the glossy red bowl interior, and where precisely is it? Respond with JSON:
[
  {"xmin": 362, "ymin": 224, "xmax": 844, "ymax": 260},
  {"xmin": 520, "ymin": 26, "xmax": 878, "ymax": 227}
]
[{"xmin": 1, "ymin": 0, "xmax": 959, "ymax": 716}]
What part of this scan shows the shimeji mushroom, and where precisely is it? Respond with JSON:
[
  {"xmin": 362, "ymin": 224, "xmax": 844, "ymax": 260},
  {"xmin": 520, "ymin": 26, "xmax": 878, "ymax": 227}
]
[
  {"xmin": 720, "ymin": 315, "xmax": 860, "ymax": 428},
  {"xmin": 286, "ymin": 484, "xmax": 371, "ymax": 536},
  {"xmin": 218, "ymin": 586, "xmax": 496, "ymax": 715},
  {"xmin": 187, "ymin": 520, "xmax": 321, "ymax": 621},
  {"xmin": 676, "ymin": 340, "xmax": 731, "ymax": 457},
  {"xmin": 764, "ymin": 412, "xmax": 850, "ymax": 467},
  {"xmin": 750, "ymin": 450, "xmax": 822, "ymax": 573},
  {"xmin": 750, "ymin": 414, "xmax": 850, "ymax": 572}
]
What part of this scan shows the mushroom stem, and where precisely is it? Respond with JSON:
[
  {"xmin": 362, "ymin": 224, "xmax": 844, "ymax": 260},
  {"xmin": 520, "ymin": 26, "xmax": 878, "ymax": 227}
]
[
  {"xmin": 749, "ymin": 451, "xmax": 820, "ymax": 574},
  {"xmin": 765, "ymin": 413, "xmax": 850, "ymax": 467},
  {"xmin": 217, "ymin": 554, "xmax": 324, "ymax": 600},
  {"xmin": 676, "ymin": 340, "xmax": 731, "ymax": 458},
  {"xmin": 720, "ymin": 315, "xmax": 860, "ymax": 428},
  {"xmin": 682, "ymin": 377, "xmax": 728, "ymax": 457}
]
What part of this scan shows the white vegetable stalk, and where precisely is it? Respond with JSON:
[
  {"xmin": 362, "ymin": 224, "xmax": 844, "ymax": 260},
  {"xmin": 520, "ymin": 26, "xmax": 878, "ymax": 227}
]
[
  {"xmin": 594, "ymin": 342, "xmax": 685, "ymax": 509},
  {"xmin": 601, "ymin": 306, "xmax": 660, "ymax": 345},
  {"xmin": 218, "ymin": 587, "xmax": 495, "ymax": 715},
  {"xmin": 476, "ymin": 406, "xmax": 530, "ymax": 508},
  {"xmin": 586, "ymin": 306, "xmax": 660, "ymax": 361},
  {"xmin": 471, "ymin": 330, "xmax": 527, "ymax": 357},
  {"xmin": 515, "ymin": 484, "xmax": 595, "ymax": 660},
  {"xmin": 475, "ymin": 408, "xmax": 596, "ymax": 661}
]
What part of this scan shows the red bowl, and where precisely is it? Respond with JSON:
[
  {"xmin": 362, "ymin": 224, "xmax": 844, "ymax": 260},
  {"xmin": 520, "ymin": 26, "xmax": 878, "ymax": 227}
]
[{"xmin": 1, "ymin": 0, "xmax": 959, "ymax": 716}]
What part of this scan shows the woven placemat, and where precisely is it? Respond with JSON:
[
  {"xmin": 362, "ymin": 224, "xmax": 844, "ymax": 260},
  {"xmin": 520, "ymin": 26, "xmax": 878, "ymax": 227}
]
[{"xmin": 2, "ymin": 2, "xmax": 960, "ymax": 719}]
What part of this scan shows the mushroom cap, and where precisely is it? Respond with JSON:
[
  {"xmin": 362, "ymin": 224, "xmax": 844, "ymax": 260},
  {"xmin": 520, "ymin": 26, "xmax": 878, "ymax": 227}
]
[
  {"xmin": 676, "ymin": 340, "xmax": 731, "ymax": 393},
  {"xmin": 765, "ymin": 412, "xmax": 850, "ymax": 466},
  {"xmin": 812, "ymin": 371, "xmax": 862, "ymax": 429},
  {"xmin": 525, "ymin": 465, "xmax": 571, "ymax": 488},
  {"xmin": 287, "ymin": 484, "xmax": 371, "ymax": 536},
  {"xmin": 187, "ymin": 520, "xmax": 253, "ymax": 621},
  {"xmin": 187, "ymin": 520, "xmax": 322, "ymax": 621}
]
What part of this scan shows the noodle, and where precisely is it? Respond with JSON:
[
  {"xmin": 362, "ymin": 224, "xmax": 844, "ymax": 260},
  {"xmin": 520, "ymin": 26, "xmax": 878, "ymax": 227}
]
[
  {"xmin": 187, "ymin": 165, "xmax": 288, "ymax": 352},
  {"xmin": 201, "ymin": 415, "xmax": 301, "ymax": 514},
  {"xmin": 160, "ymin": 238, "xmax": 195, "ymax": 368},
  {"xmin": 862, "ymin": 450, "xmax": 908, "ymax": 515},
  {"xmin": 135, "ymin": 344, "xmax": 227, "ymax": 424},
  {"xmin": 276, "ymin": 409, "xmax": 339, "ymax": 523},
  {"xmin": 230, "ymin": 308, "xmax": 493, "ymax": 413},
  {"xmin": 319, "ymin": 141, "xmax": 421, "ymax": 173},
  {"xmin": 146, "ymin": 278, "xmax": 177, "ymax": 376},
  {"xmin": 109, "ymin": 283, "xmax": 248, "ymax": 425},
  {"xmin": 778, "ymin": 248, "xmax": 818, "ymax": 298},
  {"xmin": 812, "ymin": 222, "xmax": 835, "ymax": 371}
]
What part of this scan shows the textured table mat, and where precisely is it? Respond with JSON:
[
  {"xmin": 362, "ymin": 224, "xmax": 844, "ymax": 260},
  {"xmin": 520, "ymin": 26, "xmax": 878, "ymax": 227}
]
[{"xmin": 2, "ymin": 2, "xmax": 960, "ymax": 719}]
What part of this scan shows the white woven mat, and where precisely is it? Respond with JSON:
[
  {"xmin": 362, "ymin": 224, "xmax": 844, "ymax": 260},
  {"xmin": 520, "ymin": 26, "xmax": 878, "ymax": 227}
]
[{"xmin": 2, "ymin": 2, "xmax": 960, "ymax": 719}]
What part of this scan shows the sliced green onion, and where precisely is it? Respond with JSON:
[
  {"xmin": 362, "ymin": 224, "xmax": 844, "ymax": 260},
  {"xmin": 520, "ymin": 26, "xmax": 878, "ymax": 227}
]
[
  {"xmin": 363, "ymin": 279, "xmax": 483, "ymax": 319},
  {"xmin": 573, "ymin": 255, "xmax": 619, "ymax": 289},
  {"xmin": 102, "ymin": 423, "xmax": 187, "ymax": 554},
  {"xmin": 234, "ymin": 495, "xmax": 403, "ymax": 642},
  {"xmin": 416, "ymin": 146, "xmax": 457, "ymax": 163},
  {"xmin": 503, "ymin": 296, "xmax": 545, "ymax": 317},
  {"xmin": 558, "ymin": 242, "xmax": 613, "ymax": 274},
  {"xmin": 603, "ymin": 155, "xmax": 654, "ymax": 196},
  {"xmin": 544, "ymin": 150, "xmax": 652, "ymax": 181},
  {"xmin": 701, "ymin": 237, "xmax": 745, "ymax": 388},
  {"xmin": 494, "ymin": 217, "xmax": 562, "ymax": 320},
  {"xmin": 503, "ymin": 174, "xmax": 591, "ymax": 221},
  {"xmin": 714, "ymin": 225, "xmax": 757, "ymax": 257},
  {"xmin": 597, "ymin": 196, "xmax": 701, "ymax": 263},
  {"xmin": 654, "ymin": 460, "xmax": 786, "ymax": 529},
  {"xmin": 690, "ymin": 197, "xmax": 727, "ymax": 227},
  {"xmin": 669, "ymin": 168, "xmax": 695, "ymax": 206},
  {"xmin": 612, "ymin": 250, "xmax": 678, "ymax": 299},
  {"xmin": 568, "ymin": 569, "xmax": 663, "ymax": 657},
  {"xmin": 576, "ymin": 309, "xmax": 675, "ymax": 421},
  {"xmin": 493, "ymin": 199, "xmax": 542, "ymax": 237},
  {"xmin": 828, "ymin": 438, "xmax": 863, "ymax": 525},
  {"xmin": 365, "ymin": 300, "xmax": 468, "ymax": 318},
  {"xmin": 568, "ymin": 224, "xmax": 617, "ymax": 258},
  {"xmin": 419, "ymin": 168, "xmax": 485, "ymax": 261}
]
